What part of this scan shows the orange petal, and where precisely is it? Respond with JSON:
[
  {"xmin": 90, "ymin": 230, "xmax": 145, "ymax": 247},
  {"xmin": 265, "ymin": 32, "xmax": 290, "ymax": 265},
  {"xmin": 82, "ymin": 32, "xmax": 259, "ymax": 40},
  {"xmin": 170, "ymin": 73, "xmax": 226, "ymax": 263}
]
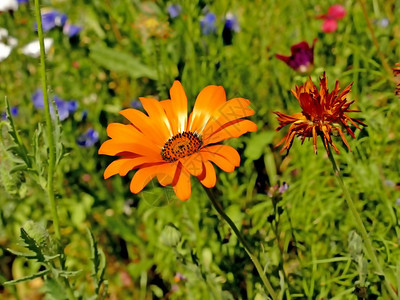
[
  {"xmin": 105, "ymin": 123, "xmax": 158, "ymax": 147},
  {"xmin": 130, "ymin": 163, "xmax": 169, "ymax": 194},
  {"xmin": 156, "ymin": 161, "xmax": 178, "ymax": 186},
  {"xmin": 204, "ymin": 145, "xmax": 240, "ymax": 167},
  {"xmin": 120, "ymin": 108, "xmax": 164, "ymax": 147},
  {"xmin": 160, "ymin": 100, "xmax": 179, "ymax": 135},
  {"xmin": 104, "ymin": 157, "xmax": 151, "ymax": 179},
  {"xmin": 201, "ymin": 98, "xmax": 254, "ymax": 138},
  {"xmin": 204, "ymin": 119, "xmax": 257, "ymax": 145},
  {"xmin": 197, "ymin": 160, "xmax": 216, "ymax": 188},
  {"xmin": 98, "ymin": 139, "xmax": 161, "ymax": 158},
  {"xmin": 139, "ymin": 97, "xmax": 173, "ymax": 140},
  {"xmin": 180, "ymin": 152, "xmax": 204, "ymax": 176},
  {"xmin": 188, "ymin": 85, "xmax": 226, "ymax": 133},
  {"xmin": 170, "ymin": 81, "xmax": 188, "ymax": 132},
  {"xmin": 199, "ymin": 150, "xmax": 235, "ymax": 173},
  {"xmin": 172, "ymin": 163, "xmax": 191, "ymax": 201}
]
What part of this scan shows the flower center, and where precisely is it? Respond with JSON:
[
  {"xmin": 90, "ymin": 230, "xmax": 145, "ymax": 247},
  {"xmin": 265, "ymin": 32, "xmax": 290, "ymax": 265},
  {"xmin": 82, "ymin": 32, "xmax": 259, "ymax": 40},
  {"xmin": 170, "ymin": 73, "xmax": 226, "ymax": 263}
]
[{"xmin": 161, "ymin": 131, "xmax": 203, "ymax": 162}]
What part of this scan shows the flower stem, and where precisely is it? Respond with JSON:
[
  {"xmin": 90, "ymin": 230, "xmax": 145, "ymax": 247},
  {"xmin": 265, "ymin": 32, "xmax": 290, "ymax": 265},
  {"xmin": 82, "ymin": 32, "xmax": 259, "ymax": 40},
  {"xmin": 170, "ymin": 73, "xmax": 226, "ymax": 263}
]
[
  {"xmin": 33, "ymin": 2, "xmax": 76, "ymax": 300},
  {"xmin": 203, "ymin": 187, "xmax": 277, "ymax": 300},
  {"xmin": 33, "ymin": 0, "xmax": 60, "ymax": 241},
  {"xmin": 326, "ymin": 147, "xmax": 397, "ymax": 299}
]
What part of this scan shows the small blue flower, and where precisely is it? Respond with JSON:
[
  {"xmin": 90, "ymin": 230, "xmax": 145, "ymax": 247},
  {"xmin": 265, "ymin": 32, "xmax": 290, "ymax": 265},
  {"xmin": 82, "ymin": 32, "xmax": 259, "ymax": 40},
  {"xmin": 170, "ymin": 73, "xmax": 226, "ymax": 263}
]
[
  {"xmin": 200, "ymin": 12, "xmax": 217, "ymax": 35},
  {"xmin": 168, "ymin": 4, "xmax": 181, "ymax": 19},
  {"xmin": 32, "ymin": 89, "xmax": 77, "ymax": 121},
  {"xmin": 77, "ymin": 128, "xmax": 99, "ymax": 147},
  {"xmin": 131, "ymin": 99, "xmax": 143, "ymax": 110},
  {"xmin": 63, "ymin": 23, "xmax": 82, "ymax": 37},
  {"xmin": 1, "ymin": 106, "xmax": 18, "ymax": 120},
  {"xmin": 17, "ymin": 0, "xmax": 28, "ymax": 3},
  {"xmin": 35, "ymin": 10, "xmax": 67, "ymax": 32},
  {"xmin": 224, "ymin": 13, "xmax": 240, "ymax": 32},
  {"xmin": 377, "ymin": 18, "xmax": 389, "ymax": 28}
]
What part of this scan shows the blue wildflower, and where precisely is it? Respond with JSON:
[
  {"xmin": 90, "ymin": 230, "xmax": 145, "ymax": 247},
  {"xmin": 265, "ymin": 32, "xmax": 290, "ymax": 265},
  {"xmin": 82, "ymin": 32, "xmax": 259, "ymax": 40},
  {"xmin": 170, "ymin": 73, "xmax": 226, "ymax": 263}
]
[
  {"xmin": 1, "ymin": 106, "xmax": 18, "ymax": 120},
  {"xmin": 77, "ymin": 128, "xmax": 99, "ymax": 147},
  {"xmin": 32, "ymin": 89, "xmax": 77, "ymax": 121},
  {"xmin": 168, "ymin": 4, "xmax": 181, "ymax": 19},
  {"xmin": 224, "ymin": 13, "xmax": 240, "ymax": 32},
  {"xmin": 36, "ymin": 10, "xmax": 67, "ymax": 32},
  {"xmin": 200, "ymin": 12, "xmax": 217, "ymax": 35},
  {"xmin": 222, "ymin": 13, "xmax": 240, "ymax": 45},
  {"xmin": 17, "ymin": 0, "xmax": 28, "ymax": 3},
  {"xmin": 131, "ymin": 99, "xmax": 143, "ymax": 110},
  {"xmin": 63, "ymin": 23, "xmax": 82, "ymax": 38}
]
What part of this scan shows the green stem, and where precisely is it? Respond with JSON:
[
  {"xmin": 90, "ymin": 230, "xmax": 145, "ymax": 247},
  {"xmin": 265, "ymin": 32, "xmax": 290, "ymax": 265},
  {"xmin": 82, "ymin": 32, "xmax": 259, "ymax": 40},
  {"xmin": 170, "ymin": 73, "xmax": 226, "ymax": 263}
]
[
  {"xmin": 326, "ymin": 146, "xmax": 398, "ymax": 299},
  {"xmin": 33, "ymin": 0, "xmax": 59, "ymax": 241},
  {"xmin": 33, "ymin": 2, "xmax": 76, "ymax": 300},
  {"xmin": 203, "ymin": 187, "xmax": 278, "ymax": 300}
]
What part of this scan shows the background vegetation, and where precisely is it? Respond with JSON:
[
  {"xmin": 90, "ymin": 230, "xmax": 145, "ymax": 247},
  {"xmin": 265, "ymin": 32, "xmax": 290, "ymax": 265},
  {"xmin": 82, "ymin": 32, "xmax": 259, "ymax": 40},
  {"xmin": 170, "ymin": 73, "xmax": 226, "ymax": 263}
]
[{"xmin": 0, "ymin": 0, "xmax": 399, "ymax": 299}]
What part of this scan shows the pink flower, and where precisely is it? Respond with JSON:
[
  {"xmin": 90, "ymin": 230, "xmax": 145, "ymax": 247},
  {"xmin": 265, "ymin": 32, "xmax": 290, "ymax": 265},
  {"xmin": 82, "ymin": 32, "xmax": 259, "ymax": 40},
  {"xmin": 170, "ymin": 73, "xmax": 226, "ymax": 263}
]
[
  {"xmin": 317, "ymin": 4, "xmax": 346, "ymax": 33},
  {"xmin": 322, "ymin": 19, "xmax": 338, "ymax": 33},
  {"xmin": 328, "ymin": 4, "xmax": 346, "ymax": 19}
]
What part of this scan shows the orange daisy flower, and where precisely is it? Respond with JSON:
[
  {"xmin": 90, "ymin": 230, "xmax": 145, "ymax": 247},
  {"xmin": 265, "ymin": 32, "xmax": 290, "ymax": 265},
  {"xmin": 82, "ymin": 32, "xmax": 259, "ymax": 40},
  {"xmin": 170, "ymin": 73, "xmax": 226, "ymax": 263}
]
[
  {"xmin": 98, "ymin": 81, "xmax": 257, "ymax": 201},
  {"xmin": 274, "ymin": 73, "xmax": 366, "ymax": 154}
]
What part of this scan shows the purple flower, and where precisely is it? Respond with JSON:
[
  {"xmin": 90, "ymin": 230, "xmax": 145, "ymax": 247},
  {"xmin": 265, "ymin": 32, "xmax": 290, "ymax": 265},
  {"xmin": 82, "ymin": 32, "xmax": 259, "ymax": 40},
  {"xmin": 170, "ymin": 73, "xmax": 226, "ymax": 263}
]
[
  {"xmin": 63, "ymin": 23, "xmax": 82, "ymax": 37},
  {"xmin": 32, "ymin": 89, "xmax": 77, "ymax": 121},
  {"xmin": 17, "ymin": 0, "xmax": 28, "ymax": 3},
  {"xmin": 77, "ymin": 128, "xmax": 99, "ymax": 147},
  {"xmin": 168, "ymin": 4, "xmax": 181, "ymax": 19},
  {"xmin": 2, "ymin": 106, "xmax": 18, "ymax": 120},
  {"xmin": 278, "ymin": 182, "xmax": 289, "ymax": 194},
  {"xmin": 275, "ymin": 39, "xmax": 317, "ymax": 74},
  {"xmin": 36, "ymin": 10, "xmax": 67, "ymax": 32},
  {"xmin": 200, "ymin": 12, "xmax": 217, "ymax": 35}
]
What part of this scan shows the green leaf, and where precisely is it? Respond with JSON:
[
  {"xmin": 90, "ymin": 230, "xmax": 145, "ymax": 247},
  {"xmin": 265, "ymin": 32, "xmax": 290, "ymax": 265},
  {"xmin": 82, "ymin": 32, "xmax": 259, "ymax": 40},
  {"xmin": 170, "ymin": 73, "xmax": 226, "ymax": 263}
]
[
  {"xmin": 244, "ymin": 131, "xmax": 275, "ymax": 160},
  {"xmin": 89, "ymin": 44, "xmax": 157, "ymax": 79},
  {"xmin": 51, "ymin": 268, "xmax": 81, "ymax": 278},
  {"xmin": 6, "ymin": 248, "xmax": 36, "ymax": 258},
  {"xmin": 3, "ymin": 97, "xmax": 31, "ymax": 168},
  {"xmin": 43, "ymin": 278, "xmax": 68, "ymax": 300},
  {"xmin": 3, "ymin": 269, "xmax": 50, "ymax": 286},
  {"xmin": 87, "ymin": 228, "xmax": 107, "ymax": 295},
  {"xmin": 20, "ymin": 227, "xmax": 45, "ymax": 262}
]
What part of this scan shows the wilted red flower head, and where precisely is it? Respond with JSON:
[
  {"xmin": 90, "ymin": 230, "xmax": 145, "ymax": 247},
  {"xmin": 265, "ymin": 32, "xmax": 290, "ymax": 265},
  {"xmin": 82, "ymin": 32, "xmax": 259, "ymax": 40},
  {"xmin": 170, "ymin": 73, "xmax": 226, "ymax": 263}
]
[
  {"xmin": 274, "ymin": 73, "xmax": 366, "ymax": 154},
  {"xmin": 394, "ymin": 63, "xmax": 400, "ymax": 97},
  {"xmin": 275, "ymin": 39, "xmax": 317, "ymax": 74},
  {"xmin": 317, "ymin": 4, "xmax": 346, "ymax": 33}
]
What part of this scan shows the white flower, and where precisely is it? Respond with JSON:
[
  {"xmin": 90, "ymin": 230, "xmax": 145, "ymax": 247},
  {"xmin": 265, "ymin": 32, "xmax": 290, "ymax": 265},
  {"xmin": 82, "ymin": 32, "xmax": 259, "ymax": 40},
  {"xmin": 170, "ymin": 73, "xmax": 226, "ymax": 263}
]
[
  {"xmin": 0, "ymin": 43, "xmax": 12, "ymax": 61},
  {"xmin": 0, "ymin": 28, "xmax": 9, "ymax": 39},
  {"xmin": 21, "ymin": 38, "xmax": 53, "ymax": 58},
  {"xmin": 0, "ymin": 0, "xmax": 18, "ymax": 12},
  {"xmin": 0, "ymin": 27, "xmax": 18, "ymax": 61}
]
